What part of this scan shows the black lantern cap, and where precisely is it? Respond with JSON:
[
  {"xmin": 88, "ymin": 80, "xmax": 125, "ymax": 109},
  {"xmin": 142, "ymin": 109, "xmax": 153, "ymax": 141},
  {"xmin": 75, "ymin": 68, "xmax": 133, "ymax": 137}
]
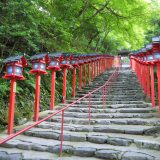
[
  {"xmin": 146, "ymin": 44, "xmax": 152, "ymax": 50},
  {"xmin": 152, "ymin": 36, "xmax": 160, "ymax": 43},
  {"xmin": 141, "ymin": 48, "xmax": 147, "ymax": 52},
  {"xmin": 48, "ymin": 52, "xmax": 63, "ymax": 59},
  {"xmin": 61, "ymin": 53, "xmax": 72, "ymax": 58},
  {"xmin": 30, "ymin": 53, "xmax": 48, "ymax": 61},
  {"xmin": 4, "ymin": 55, "xmax": 24, "ymax": 64},
  {"xmin": 3, "ymin": 55, "xmax": 27, "ymax": 67},
  {"xmin": 71, "ymin": 54, "xmax": 80, "ymax": 58}
]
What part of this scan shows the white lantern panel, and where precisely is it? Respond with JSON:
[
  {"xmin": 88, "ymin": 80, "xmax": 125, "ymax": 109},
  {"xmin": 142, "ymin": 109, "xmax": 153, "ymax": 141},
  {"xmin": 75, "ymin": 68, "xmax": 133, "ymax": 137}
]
[
  {"xmin": 154, "ymin": 52, "xmax": 160, "ymax": 59},
  {"xmin": 40, "ymin": 63, "xmax": 46, "ymax": 70},
  {"xmin": 147, "ymin": 55, "xmax": 153, "ymax": 61},
  {"xmin": 15, "ymin": 67, "xmax": 22, "ymax": 75},
  {"xmin": 7, "ymin": 66, "xmax": 13, "ymax": 74},
  {"xmin": 62, "ymin": 60, "xmax": 70, "ymax": 64},
  {"xmin": 33, "ymin": 63, "xmax": 39, "ymax": 69}
]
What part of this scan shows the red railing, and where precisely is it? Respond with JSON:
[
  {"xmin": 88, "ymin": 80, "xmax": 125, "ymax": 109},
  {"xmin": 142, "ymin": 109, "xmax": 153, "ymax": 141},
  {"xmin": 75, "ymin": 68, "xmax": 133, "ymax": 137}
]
[
  {"xmin": 129, "ymin": 37, "xmax": 160, "ymax": 113},
  {"xmin": 0, "ymin": 67, "xmax": 119, "ymax": 157},
  {"xmin": 130, "ymin": 56, "xmax": 156, "ymax": 109}
]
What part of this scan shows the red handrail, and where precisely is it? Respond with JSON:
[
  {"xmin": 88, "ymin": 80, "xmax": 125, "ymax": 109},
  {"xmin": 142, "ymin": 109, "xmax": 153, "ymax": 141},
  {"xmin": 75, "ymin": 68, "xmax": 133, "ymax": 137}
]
[{"xmin": 0, "ymin": 67, "xmax": 119, "ymax": 156}]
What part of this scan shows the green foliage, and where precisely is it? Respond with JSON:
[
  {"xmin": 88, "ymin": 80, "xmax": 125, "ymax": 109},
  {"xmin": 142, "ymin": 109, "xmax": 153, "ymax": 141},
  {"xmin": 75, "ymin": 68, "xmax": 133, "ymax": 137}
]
[
  {"xmin": 0, "ymin": 0, "xmax": 152, "ymax": 56},
  {"xmin": 144, "ymin": 0, "xmax": 160, "ymax": 43}
]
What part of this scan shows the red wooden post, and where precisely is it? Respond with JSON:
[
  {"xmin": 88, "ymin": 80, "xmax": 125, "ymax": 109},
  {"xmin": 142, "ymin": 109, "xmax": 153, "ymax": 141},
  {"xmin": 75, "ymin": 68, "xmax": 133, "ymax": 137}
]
[
  {"xmin": 141, "ymin": 63, "xmax": 143, "ymax": 87},
  {"xmin": 150, "ymin": 65, "xmax": 156, "ymax": 107},
  {"xmin": 48, "ymin": 53, "xmax": 61, "ymax": 110},
  {"xmin": 101, "ymin": 58, "xmax": 103, "ymax": 73},
  {"xmin": 140, "ymin": 63, "xmax": 143, "ymax": 89},
  {"xmin": 145, "ymin": 65, "xmax": 148, "ymax": 94},
  {"xmin": 102, "ymin": 59, "xmax": 104, "ymax": 72},
  {"xmin": 98, "ymin": 59, "xmax": 100, "ymax": 74},
  {"xmin": 146, "ymin": 66, "xmax": 151, "ymax": 98},
  {"xmin": 138, "ymin": 62, "xmax": 141, "ymax": 83},
  {"xmin": 34, "ymin": 74, "xmax": 41, "ymax": 121},
  {"xmin": 8, "ymin": 79, "xmax": 16, "ymax": 134},
  {"xmin": 142, "ymin": 64, "xmax": 146, "ymax": 92},
  {"xmin": 50, "ymin": 71, "xmax": 56, "ymax": 110},
  {"xmin": 136, "ymin": 61, "xmax": 139, "ymax": 81},
  {"xmin": 79, "ymin": 65, "xmax": 82, "ymax": 90},
  {"xmin": 92, "ymin": 62, "xmax": 94, "ymax": 80},
  {"xmin": 151, "ymin": 37, "xmax": 160, "ymax": 110},
  {"xmin": 71, "ymin": 55, "xmax": 79, "ymax": 98},
  {"xmin": 104, "ymin": 59, "xmax": 106, "ymax": 71},
  {"xmin": 60, "ymin": 53, "xmax": 72, "ymax": 103},
  {"xmin": 72, "ymin": 68, "xmax": 76, "ymax": 98},
  {"xmin": 30, "ymin": 54, "xmax": 48, "ymax": 121},
  {"xmin": 97, "ymin": 61, "xmax": 99, "ymax": 76},
  {"xmin": 157, "ymin": 63, "xmax": 160, "ymax": 111},
  {"xmin": 62, "ymin": 68, "xmax": 67, "ymax": 103},
  {"xmin": 84, "ymin": 64, "xmax": 86, "ymax": 87},
  {"xmin": 94, "ymin": 61, "xmax": 96, "ymax": 78},
  {"xmin": 88, "ymin": 63, "xmax": 90, "ymax": 84},
  {"xmin": 99, "ymin": 59, "xmax": 101, "ymax": 74},
  {"xmin": 97, "ymin": 60, "xmax": 100, "ymax": 75}
]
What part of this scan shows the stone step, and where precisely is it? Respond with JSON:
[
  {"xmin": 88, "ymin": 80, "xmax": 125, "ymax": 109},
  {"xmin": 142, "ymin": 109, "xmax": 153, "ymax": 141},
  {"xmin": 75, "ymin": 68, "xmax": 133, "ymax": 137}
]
[
  {"xmin": 72, "ymin": 97, "xmax": 144, "ymax": 101},
  {"xmin": 78, "ymin": 89, "xmax": 143, "ymax": 93},
  {"xmin": 0, "ymin": 147, "xmax": 102, "ymax": 160},
  {"xmin": 110, "ymin": 88, "xmax": 143, "ymax": 91},
  {"xmin": 76, "ymin": 95, "xmax": 144, "ymax": 98},
  {"xmin": 78, "ymin": 89, "xmax": 143, "ymax": 92},
  {"xmin": 77, "ymin": 91, "xmax": 144, "ymax": 95},
  {"xmin": 46, "ymin": 112, "xmax": 154, "ymax": 119},
  {"xmin": 0, "ymin": 147, "xmax": 55, "ymax": 160},
  {"xmin": 18, "ymin": 127, "xmax": 160, "ymax": 151},
  {"xmin": 59, "ymin": 103, "xmax": 151, "ymax": 109},
  {"xmin": 84, "ymin": 85, "xmax": 141, "ymax": 88},
  {"xmin": 38, "ymin": 113, "xmax": 160, "ymax": 125},
  {"xmin": 72, "ymin": 95, "xmax": 145, "ymax": 99},
  {"xmin": 76, "ymin": 93, "xmax": 145, "ymax": 97},
  {"xmin": 66, "ymin": 100, "xmax": 146, "ymax": 105},
  {"xmin": 29, "ymin": 121, "xmax": 158, "ymax": 135},
  {"xmin": 1, "ymin": 135, "xmax": 159, "ymax": 160},
  {"xmin": 102, "ymin": 84, "xmax": 141, "ymax": 87},
  {"xmin": 56, "ymin": 107, "xmax": 154, "ymax": 114},
  {"xmin": 88, "ymin": 82, "xmax": 139, "ymax": 85}
]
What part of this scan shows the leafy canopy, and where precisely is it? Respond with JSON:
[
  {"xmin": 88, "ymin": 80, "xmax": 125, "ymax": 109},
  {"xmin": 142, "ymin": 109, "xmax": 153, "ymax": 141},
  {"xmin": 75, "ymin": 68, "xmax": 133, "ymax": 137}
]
[{"xmin": 0, "ymin": 0, "xmax": 155, "ymax": 56}]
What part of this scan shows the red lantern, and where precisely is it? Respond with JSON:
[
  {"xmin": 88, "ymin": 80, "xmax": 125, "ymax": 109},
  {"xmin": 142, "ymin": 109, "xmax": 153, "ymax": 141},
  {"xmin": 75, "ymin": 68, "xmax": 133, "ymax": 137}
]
[
  {"xmin": 3, "ymin": 55, "xmax": 27, "ymax": 80},
  {"xmin": 30, "ymin": 53, "xmax": 49, "ymax": 74},
  {"xmin": 48, "ymin": 53, "xmax": 62, "ymax": 110},
  {"xmin": 30, "ymin": 53, "xmax": 48, "ymax": 121},
  {"xmin": 60, "ymin": 53, "xmax": 72, "ymax": 103},
  {"xmin": 3, "ymin": 55, "xmax": 27, "ymax": 134}
]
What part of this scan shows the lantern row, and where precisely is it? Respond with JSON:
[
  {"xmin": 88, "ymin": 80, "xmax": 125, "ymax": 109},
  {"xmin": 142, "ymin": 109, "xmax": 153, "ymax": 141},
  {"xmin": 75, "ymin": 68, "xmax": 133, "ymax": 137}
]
[
  {"xmin": 129, "ymin": 36, "xmax": 160, "ymax": 112},
  {"xmin": 2, "ymin": 52, "xmax": 115, "ymax": 134}
]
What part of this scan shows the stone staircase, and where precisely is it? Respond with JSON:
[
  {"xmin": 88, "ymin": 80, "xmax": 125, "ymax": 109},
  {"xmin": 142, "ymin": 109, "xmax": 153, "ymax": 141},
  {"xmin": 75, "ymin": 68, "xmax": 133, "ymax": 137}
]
[{"xmin": 0, "ymin": 67, "xmax": 160, "ymax": 160}]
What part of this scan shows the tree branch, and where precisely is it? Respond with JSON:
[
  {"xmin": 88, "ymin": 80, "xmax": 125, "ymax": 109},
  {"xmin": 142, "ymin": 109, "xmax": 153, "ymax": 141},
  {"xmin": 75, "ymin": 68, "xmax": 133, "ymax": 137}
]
[
  {"xmin": 87, "ymin": 31, "xmax": 100, "ymax": 48},
  {"xmin": 87, "ymin": 1, "xmax": 110, "ymax": 20}
]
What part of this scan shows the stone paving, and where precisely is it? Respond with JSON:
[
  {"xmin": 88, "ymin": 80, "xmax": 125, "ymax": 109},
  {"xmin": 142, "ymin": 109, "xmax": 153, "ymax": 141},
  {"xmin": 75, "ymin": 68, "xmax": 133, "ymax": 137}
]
[{"xmin": 0, "ymin": 67, "xmax": 160, "ymax": 160}]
